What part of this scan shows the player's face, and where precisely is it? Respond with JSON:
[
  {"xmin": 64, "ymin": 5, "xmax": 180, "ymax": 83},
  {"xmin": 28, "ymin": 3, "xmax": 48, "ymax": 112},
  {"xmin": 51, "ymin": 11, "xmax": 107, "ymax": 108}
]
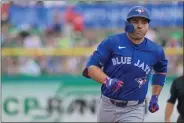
[{"xmin": 129, "ymin": 17, "xmax": 149, "ymax": 40}]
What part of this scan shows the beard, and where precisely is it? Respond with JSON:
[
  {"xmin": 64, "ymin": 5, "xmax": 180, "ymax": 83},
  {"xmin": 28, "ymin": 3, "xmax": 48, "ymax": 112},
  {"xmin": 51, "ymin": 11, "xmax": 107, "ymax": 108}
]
[{"xmin": 131, "ymin": 31, "xmax": 146, "ymax": 40}]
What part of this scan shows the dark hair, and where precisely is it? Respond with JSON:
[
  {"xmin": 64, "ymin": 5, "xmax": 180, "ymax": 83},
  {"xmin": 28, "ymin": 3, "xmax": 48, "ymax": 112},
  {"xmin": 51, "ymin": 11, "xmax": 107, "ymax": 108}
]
[{"xmin": 19, "ymin": 31, "xmax": 30, "ymax": 38}]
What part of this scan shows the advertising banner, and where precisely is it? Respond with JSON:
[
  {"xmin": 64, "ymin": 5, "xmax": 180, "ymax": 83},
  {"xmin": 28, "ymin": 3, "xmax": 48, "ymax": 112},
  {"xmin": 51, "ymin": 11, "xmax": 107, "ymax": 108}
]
[
  {"xmin": 2, "ymin": 75, "xmax": 179, "ymax": 122},
  {"xmin": 9, "ymin": 3, "xmax": 183, "ymax": 29},
  {"xmin": 2, "ymin": 81, "xmax": 100, "ymax": 122}
]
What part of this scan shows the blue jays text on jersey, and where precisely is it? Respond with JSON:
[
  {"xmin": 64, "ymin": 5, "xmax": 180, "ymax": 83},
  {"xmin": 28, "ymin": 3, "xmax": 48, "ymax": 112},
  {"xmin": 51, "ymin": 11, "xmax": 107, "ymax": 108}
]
[
  {"xmin": 112, "ymin": 57, "xmax": 151, "ymax": 74},
  {"xmin": 83, "ymin": 33, "xmax": 168, "ymax": 101}
]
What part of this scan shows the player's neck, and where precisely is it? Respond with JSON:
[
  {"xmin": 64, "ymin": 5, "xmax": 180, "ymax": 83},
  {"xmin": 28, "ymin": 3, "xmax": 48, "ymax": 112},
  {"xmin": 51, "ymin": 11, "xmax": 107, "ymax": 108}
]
[{"xmin": 126, "ymin": 33, "xmax": 144, "ymax": 45}]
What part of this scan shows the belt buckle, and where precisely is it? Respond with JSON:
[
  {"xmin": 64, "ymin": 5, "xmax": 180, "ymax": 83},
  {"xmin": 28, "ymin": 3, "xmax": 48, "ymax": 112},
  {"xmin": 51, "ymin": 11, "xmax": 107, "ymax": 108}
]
[
  {"xmin": 138, "ymin": 99, "xmax": 144, "ymax": 104},
  {"xmin": 110, "ymin": 99, "xmax": 128, "ymax": 107}
]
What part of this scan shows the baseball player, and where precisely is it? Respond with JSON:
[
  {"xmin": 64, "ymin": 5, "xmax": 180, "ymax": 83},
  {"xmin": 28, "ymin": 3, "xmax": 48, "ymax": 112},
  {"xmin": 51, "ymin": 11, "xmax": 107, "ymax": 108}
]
[
  {"xmin": 83, "ymin": 6, "xmax": 168, "ymax": 122},
  {"xmin": 165, "ymin": 75, "xmax": 184, "ymax": 122}
]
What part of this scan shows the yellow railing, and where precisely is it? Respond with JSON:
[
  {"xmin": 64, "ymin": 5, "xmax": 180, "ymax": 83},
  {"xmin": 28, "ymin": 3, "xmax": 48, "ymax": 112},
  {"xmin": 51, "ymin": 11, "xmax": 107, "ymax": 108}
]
[{"xmin": 1, "ymin": 47, "xmax": 183, "ymax": 56}]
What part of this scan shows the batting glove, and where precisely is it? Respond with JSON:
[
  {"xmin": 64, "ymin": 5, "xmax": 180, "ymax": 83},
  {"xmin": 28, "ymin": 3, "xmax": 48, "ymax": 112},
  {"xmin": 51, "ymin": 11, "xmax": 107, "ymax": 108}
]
[
  {"xmin": 149, "ymin": 95, "xmax": 159, "ymax": 113},
  {"xmin": 104, "ymin": 77, "xmax": 124, "ymax": 92}
]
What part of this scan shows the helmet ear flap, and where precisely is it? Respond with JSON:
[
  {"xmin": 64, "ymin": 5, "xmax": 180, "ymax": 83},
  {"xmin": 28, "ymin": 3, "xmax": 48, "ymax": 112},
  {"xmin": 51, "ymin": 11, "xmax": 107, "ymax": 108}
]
[{"xmin": 124, "ymin": 21, "xmax": 135, "ymax": 33}]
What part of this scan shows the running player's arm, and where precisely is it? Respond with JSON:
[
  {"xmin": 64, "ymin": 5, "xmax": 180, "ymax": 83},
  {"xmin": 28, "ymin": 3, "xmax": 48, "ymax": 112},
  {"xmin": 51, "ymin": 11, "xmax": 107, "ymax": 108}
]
[
  {"xmin": 88, "ymin": 65, "xmax": 107, "ymax": 84},
  {"xmin": 82, "ymin": 37, "xmax": 112, "ymax": 84},
  {"xmin": 152, "ymin": 47, "xmax": 168, "ymax": 96}
]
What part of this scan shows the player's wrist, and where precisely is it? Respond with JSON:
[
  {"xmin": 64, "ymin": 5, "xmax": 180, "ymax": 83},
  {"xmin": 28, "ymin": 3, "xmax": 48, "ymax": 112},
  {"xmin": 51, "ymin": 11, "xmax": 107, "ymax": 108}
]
[
  {"xmin": 104, "ymin": 77, "xmax": 110, "ymax": 84},
  {"xmin": 151, "ymin": 95, "xmax": 158, "ymax": 101}
]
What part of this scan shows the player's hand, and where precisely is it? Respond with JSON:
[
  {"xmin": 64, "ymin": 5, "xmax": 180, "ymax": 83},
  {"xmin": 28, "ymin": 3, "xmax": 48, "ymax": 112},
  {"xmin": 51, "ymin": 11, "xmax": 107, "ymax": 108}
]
[
  {"xmin": 104, "ymin": 77, "xmax": 124, "ymax": 94},
  {"xmin": 148, "ymin": 95, "xmax": 159, "ymax": 113}
]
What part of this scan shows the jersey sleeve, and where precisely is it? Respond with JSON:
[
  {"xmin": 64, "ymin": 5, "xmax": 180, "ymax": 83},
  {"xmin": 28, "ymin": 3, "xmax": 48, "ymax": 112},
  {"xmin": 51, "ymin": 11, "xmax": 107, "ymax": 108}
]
[
  {"xmin": 82, "ymin": 37, "xmax": 113, "ymax": 78},
  {"xmin": 167, "ymin": 80, "xmax": 177, "ymax": 104},
  {"xmin": 153, "ymin": 47, "xmax": 168, "ymax": 73},
  {"xmin": 151, "ymin": 47, "xmax": 168, "ymax": 86}
]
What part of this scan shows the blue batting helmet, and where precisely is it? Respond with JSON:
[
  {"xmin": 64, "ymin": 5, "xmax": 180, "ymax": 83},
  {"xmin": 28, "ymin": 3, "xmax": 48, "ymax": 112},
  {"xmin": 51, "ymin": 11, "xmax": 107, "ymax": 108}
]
[{"xmin": 124, "ymin": 6, "xmax": 151, "ymax": 33}]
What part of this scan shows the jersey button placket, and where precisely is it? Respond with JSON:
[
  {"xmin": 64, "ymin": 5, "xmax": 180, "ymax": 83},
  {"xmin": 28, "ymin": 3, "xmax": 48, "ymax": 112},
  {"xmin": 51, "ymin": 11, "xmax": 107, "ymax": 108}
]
[{"xmin": 132, "ymin": 47, "xmax": 137, "ymax": 63}]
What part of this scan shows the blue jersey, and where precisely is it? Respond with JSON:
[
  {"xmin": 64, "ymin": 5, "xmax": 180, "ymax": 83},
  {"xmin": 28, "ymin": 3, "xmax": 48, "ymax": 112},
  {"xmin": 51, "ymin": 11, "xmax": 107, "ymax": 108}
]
[{"xmin": 83, "ymin": 33, "xmax": 168, "ymax": 101}]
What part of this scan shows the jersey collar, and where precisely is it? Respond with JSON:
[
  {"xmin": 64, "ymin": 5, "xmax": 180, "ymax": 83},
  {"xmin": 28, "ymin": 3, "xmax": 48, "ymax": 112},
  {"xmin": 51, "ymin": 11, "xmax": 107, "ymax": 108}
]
[{"xmin": 125, "ymin": 33, "xmax": 147, "ymax": 50}]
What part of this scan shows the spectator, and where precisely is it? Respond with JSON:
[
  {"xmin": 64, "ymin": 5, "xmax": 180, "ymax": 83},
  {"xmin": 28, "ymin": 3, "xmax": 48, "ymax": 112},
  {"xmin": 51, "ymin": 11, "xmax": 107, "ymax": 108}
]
[
  {"xmin": 35, "ymin": 1, "xmax": 48, "ymax": 31},
  {"xmin": 18, "ymin": 57, "xmax": 41, "ymax": 76},
  {"xmin": 145, "ymin": 28, "xmax": 157, "ymax": 42},
  {"xmin": 2, "ymin": 56, "xmax": 19, "ymax": 75},
  {"xmin": 23, "ymin": 32, "xmax": 43, "ymax": 48},
  {"xmin": 1, "ymin": 1, "xmax": 11, "ymax": 21}
]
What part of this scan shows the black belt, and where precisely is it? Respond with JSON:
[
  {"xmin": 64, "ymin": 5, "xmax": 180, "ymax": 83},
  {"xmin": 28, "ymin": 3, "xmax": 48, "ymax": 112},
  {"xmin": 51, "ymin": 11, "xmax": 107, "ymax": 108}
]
[{"xmin": 110, "ymin": 99, "xmax": 144, "ymax": 107}]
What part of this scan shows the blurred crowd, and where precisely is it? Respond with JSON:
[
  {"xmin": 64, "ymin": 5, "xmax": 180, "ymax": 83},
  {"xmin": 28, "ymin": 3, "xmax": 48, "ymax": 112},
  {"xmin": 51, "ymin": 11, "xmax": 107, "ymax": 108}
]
[{"xmin": 1, "ymin": 1, "xmax": 183, "ymax": 77}]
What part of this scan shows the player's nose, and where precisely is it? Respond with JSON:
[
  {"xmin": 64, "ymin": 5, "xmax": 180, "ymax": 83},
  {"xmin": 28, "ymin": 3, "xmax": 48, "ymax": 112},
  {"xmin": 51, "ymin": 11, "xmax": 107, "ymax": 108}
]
[{"xmin": 137, "ymin": 22, "xmax": 143, "ymax": 29}]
